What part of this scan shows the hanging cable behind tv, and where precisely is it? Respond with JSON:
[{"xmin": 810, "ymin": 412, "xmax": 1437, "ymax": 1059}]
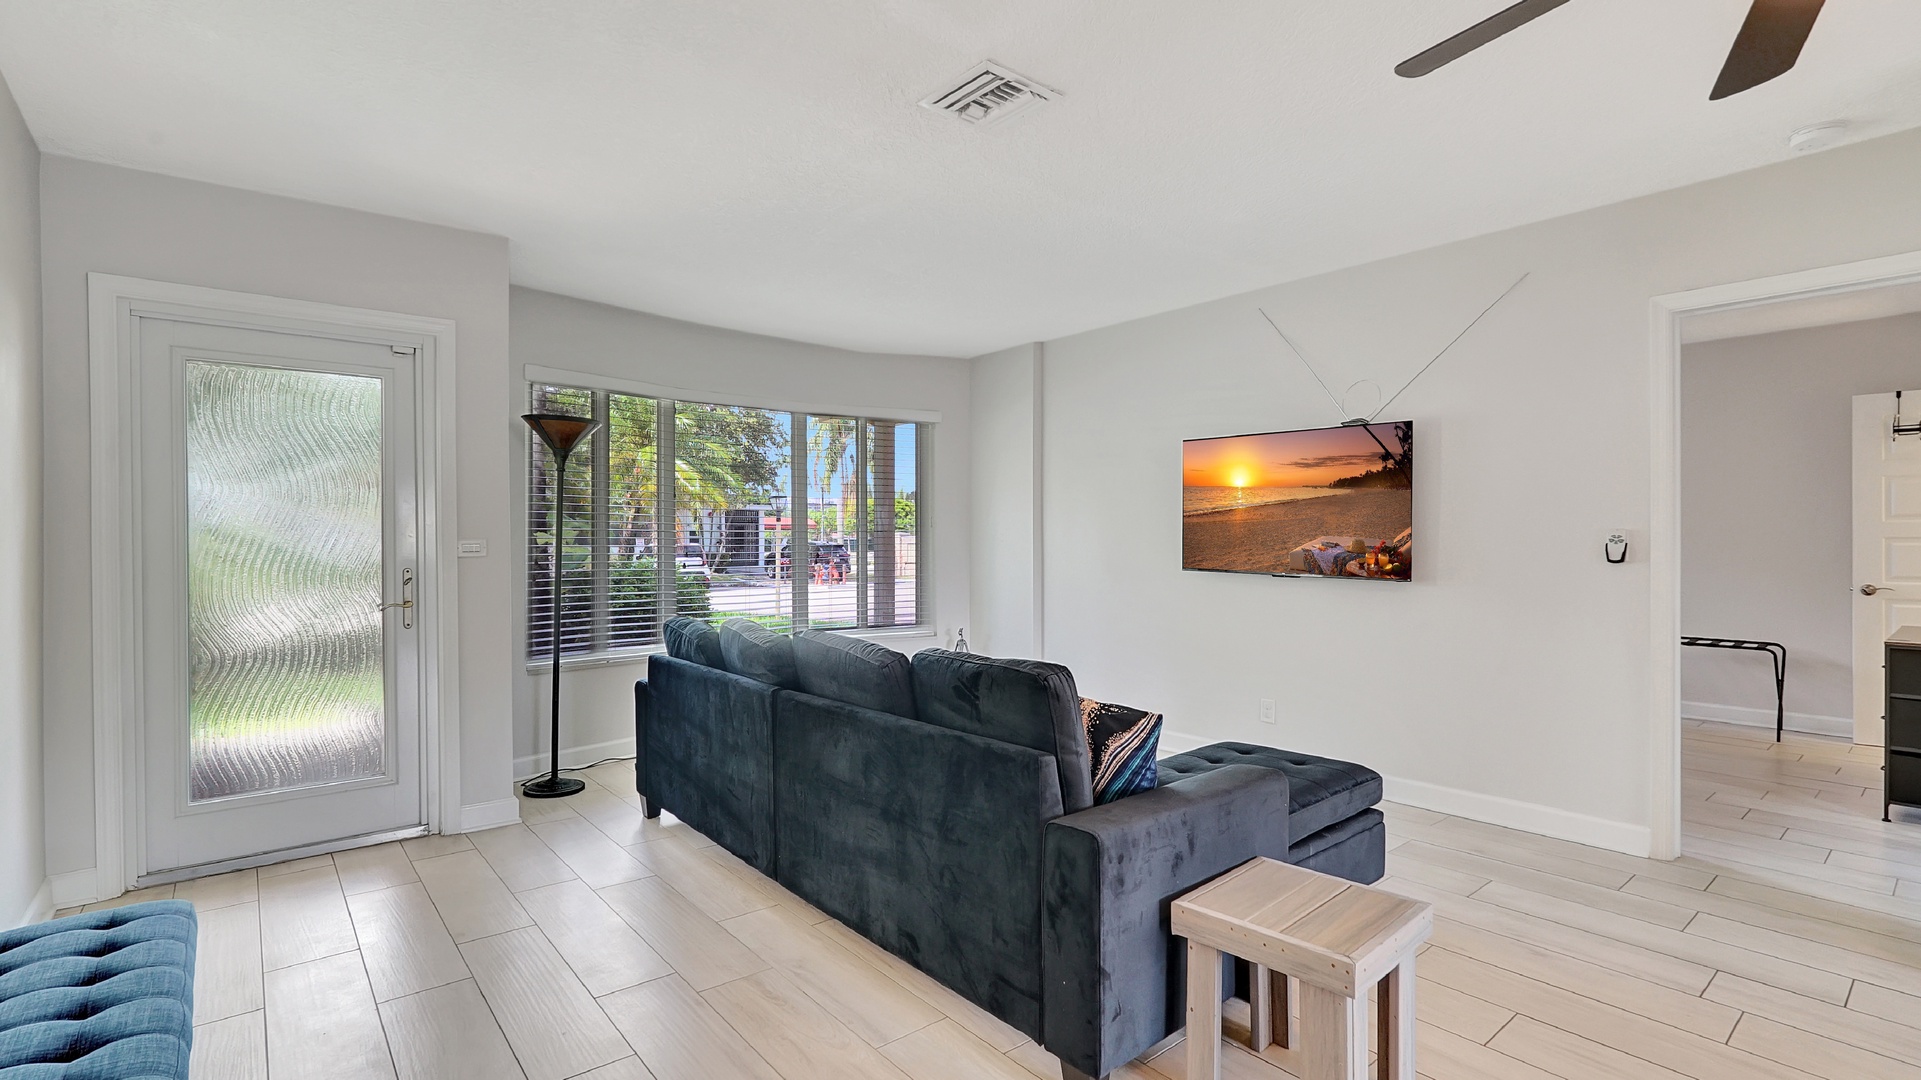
[{"xmin": 1258, "ymin": 272, "xmax": 1529, "ymax": 426}]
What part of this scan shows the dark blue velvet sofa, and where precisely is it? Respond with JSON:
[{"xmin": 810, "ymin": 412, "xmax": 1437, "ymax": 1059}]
[{"xmin": 635, "ymin": 623, "xmax": 1383, "ymax": 1080}]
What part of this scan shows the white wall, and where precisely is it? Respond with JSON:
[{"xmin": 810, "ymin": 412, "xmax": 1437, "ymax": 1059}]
[
  {"xmin": 0, "ymin": 71, "xmax": 45, "ymax": 926},
  {"xmin": 974, "ymin": 127, "xmax": 1921, "ymax": 855},
  {"xmin": 508, "ymin": 287, "xmax": 972, "ymax": 775},
  {"xmin": 1681, "ymin": 314, "xmax": 1921, "ymax": 735},
  {"xmin": 969, "ymin": 343, "xmax": 1043, "ymax": 659},
  {"xmin": 39, "ymin": 158, "xmax": 514, "ymax": 887}
]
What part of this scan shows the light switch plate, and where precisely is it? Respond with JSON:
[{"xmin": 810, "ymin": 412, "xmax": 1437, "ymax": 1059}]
[
  {"xmin": 1259, "ymin": 698, "xmax": 1277, "ymax": 724},
  {"xmin": 458, "ymin": 539, "xmax": 488, "ymax": 558}
]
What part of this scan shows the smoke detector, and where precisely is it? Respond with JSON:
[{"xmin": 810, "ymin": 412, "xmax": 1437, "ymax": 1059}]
[
  {"xmin": 1788, "ymin": 121, "xmax": 1848, "ymax": 154},
  {"xmin": 920, "ymin": 61, "xmax": 1059, "ymax": 127}
]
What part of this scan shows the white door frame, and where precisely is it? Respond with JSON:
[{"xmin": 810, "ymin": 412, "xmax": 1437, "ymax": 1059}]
[
  {"xmin": 87, "ymin": 273, "xmax": 462, "ymax": 900},
  {"xmin": 1649, "ymin": 248, "xmax": 1921, "ymax": 859}
]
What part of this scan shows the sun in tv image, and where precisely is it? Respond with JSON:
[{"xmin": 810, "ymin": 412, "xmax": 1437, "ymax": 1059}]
[{"xmin": 1182, "ymin": 421, "xmax": 1412, "ymax": 580}]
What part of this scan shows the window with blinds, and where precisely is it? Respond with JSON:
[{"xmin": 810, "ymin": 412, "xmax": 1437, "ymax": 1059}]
[{"xmin": 527, "ymin": 382, "xmax": 925, "ymax": 663}]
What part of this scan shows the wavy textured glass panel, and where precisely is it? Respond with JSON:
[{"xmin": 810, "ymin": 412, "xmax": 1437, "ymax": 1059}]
[{"xmin": 186, "ymin": 361, "xmax": 385, "ymax": 801}]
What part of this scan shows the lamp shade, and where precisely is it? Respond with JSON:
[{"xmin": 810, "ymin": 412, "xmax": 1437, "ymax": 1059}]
[{"xmin": 523, "ymin": 412, "xmax": 601, "ymax": 456}]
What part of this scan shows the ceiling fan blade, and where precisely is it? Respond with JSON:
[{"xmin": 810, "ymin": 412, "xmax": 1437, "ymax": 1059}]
[
  {"xmin": 1395, "ymin": 0, "xmax": 1576, "ymax": 79},
  {"xmin": 1709, "ymin": 0, "xmax": 1826, "ymax": 100}
]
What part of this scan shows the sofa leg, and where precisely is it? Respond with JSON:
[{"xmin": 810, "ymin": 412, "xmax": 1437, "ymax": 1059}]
[
  {"xmin": 640, "ymin": 795, "xmax": 661, "ymax": 820},
  {"xmin": 1060, "ymin": 1066, "xmax": 1103, "ymax": 1080}
]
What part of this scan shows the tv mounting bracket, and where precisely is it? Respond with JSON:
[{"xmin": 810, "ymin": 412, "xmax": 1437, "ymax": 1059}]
[
  {"xmin": 1259, "ymin": 272, "xmax": 1530, "ymax": 427},
  {"xmin": 1894, "ymin": 390, "xmax": 1921, "ymax": 440}
]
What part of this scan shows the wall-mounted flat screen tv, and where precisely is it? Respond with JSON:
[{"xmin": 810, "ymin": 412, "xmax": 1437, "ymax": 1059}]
[{"xmin": 1182, "ymin": 421, "xmax": 1412, "ymax": 580}]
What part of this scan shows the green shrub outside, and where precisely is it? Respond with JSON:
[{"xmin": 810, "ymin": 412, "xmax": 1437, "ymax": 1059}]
[{"xmin": 607, "ymin": 558, "xmax": 712, "ymax": 624}]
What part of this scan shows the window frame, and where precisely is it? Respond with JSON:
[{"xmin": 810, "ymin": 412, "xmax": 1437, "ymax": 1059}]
[{"xmin": 523, "ymin": 369, "xmax": 934, "ymax": 671}]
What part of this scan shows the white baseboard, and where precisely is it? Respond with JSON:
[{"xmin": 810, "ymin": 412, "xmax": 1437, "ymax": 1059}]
[
  {"xmin": 12, "ymin": 879, "xmax": 53, "ymax": 927},
  {"xmin": 1681, "ymin": 700, "xmax": 1851, "ymax": 738},
  {"xmin": 459, "ymin": 798, "xmax": 523, "ymax": 833},
  {"xmin": 1156, "ymin": 729, "xmax": 1210, "ymax": 757},
  {"xmin": 1383, "ymin": 774, "xmax": 1652, "ymax": 858},
  {"xmin": 51, "ymin": 869, "xmax": 101, "ymax": 910},
  {"xmin": 1156, "ymin": 732, "xmax": 1647, "ymax": 855},
  {"xmin": 514, "ymin": 736, "xmax": 637, "ymax": 781}
]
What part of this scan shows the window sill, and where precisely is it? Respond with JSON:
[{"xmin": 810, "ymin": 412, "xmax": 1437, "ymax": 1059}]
[
  {"xmin": 527, "ymin": 647, "xmax": 660, "ymax": 676},
  {"xmin": 841, "ymin": 626, "xmax": 940, "ymax": 644},
  {"xmin": 526, "ymin": 625, "xmax": 940, "ymax": 675}
]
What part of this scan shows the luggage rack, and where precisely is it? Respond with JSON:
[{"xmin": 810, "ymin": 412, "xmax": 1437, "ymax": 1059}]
[{"xmin": 1681, "ymin": 637, "xmax": 1787, "ymax": 742}]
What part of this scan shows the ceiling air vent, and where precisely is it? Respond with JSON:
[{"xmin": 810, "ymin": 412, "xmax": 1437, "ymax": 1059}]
[{"xmin": 920, "ymin": 61, "xmax": 1059, "ymax": 127}]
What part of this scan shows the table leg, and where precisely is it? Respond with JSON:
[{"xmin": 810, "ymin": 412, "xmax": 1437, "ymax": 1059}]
[
  {"xmin": 1250, "ymin": 965, "xmax": 1273, "ymax": 1050},
  {"xmin": 1301, "ymin": 982, "xmax": 1366, "ymax": 1080},
  {"xmin": 1186, "ymin": 941, "xmax": 1222, "ymax": 1080},
  {"xmin": 1248, "ymin": 967, "xmax": 1292, "ymax": 1052},
  {"xmin": 1378, "ymin": 954, "xmax": 1417, "ymax": 1080}
]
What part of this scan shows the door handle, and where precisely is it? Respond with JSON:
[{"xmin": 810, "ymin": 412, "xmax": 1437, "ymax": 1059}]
[
  {"xmin": 1862, "ymin": 584, "xmax": 1894, "ymax": 596},
  {"xmin": 379, "ymin": 567, "xmax": 415, "ymax": 629}
]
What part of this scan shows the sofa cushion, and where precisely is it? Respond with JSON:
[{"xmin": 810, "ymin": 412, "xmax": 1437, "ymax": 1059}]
[
  {"xmin": 717, "ymin": 618, "xmax": 801, "ymax": 689},
  {"xmin": 1157, "ymin": 742, "xmax": 1382, "ymax": 847},
  {"xmin": 792, "ymin": 631, "xmax": 916, "ymax": 718},
  {"xmin": 1080, "ymin": 699, "xmax": 1160, "ymax": 804},
  {"xmin": 911, "ymin": 650, "xmax": 1094, "ymax": 813},
  {"xmin": 663, "ymin": 616, "xmax": 724, "ymax": 668},
  {"xmin": 0, "ymin": 900, "xmax": 197, "ymax": 1080}
]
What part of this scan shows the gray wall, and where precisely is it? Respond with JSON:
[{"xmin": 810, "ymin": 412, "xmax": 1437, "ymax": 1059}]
[
  {"xmin": 508, "ymin": 287, "xmax": 972, "ymax": 773},
  {"xmin": 971, "ymin": 126, "xmax": 1921, "ymax": 854},
  {"xmin": 969, "ymin": 343, "xmax": 1043, "ymax": 659},
  {"xmin": 1681, "ymin": 314, "xmax": 1921, "ymax": 732},
  {"xmin": 38, "ymin": 157, "xmax": 513, "ymax": 881},
  {"xmin": 0, "ymin": 71, "xmax": 43, "ymax": 926}
]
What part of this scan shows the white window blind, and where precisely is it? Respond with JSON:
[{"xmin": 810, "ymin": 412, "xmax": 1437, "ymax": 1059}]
[
  {"xmin": 527, "ymin": 384, "xmax": 601, "ymax": 657},
  {"xmin": 528, "ymin": 382, "xmax": 925, "ymax": 662}
]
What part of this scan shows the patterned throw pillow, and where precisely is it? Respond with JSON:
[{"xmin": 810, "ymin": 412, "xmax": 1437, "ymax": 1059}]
[{"xmin": 1080, "ymin": 698, "xmax": 1162, "ymax": 804}]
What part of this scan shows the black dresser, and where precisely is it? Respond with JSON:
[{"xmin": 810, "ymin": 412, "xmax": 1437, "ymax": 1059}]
[{"xmin": 1885, "ymin": 627, "xmax": 1921, "ymax": 821}]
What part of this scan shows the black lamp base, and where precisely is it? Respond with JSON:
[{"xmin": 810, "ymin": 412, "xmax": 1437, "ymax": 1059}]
[{"xmin": 520, "ymin": 775, "xmax": 586, "ymax": 799}]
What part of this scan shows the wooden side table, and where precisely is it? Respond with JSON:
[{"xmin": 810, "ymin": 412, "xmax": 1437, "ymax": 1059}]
[{"xmin": 1171, "ymin": 857, "xmax": 1432, "ymax": 1080}]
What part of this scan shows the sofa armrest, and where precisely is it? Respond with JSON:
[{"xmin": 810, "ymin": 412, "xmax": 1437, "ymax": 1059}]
[
  {"xmin": 633, "ymin": 675, "xmax": 654, "ymax": 817},
  {"xmin": 1041, "ymin": 764, "xmax": 1290, "ymax": 1079}
]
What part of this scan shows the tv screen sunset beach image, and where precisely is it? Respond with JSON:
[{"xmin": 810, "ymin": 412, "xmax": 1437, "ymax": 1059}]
[{"xmin": 1182, "ymin": 421, "xmax": 1413, "ymax": 579}]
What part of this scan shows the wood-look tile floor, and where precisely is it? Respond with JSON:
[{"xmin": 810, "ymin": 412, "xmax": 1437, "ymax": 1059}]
[{"xmin": 63, "ymin": 725, "xmax": 1921, "ymax": 1080}]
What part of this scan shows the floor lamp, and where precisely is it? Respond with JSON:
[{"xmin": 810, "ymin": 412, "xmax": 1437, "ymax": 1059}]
[{"xmin": 523, "ymin": 411, "xmax": 603, "ymax": 799}]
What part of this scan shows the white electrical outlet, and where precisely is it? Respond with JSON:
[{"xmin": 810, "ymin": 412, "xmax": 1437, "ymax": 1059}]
[
  {"xmin": 1260, "ymin": 698, "xmax": 1277, "ymax": 725},
  {"xmin": 458, "ymin": 539, "xmax": 488, "ymax": 558}
]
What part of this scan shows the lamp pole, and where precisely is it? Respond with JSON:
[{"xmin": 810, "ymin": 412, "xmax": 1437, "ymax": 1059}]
[{"xmin": 523, "ymin": 412, "xmax": 602, "ymax": 799}]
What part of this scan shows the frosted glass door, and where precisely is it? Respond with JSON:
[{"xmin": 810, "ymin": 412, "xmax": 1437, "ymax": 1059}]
[
  {"xmin": 185, "ymin": 362, "xmax": 386, "ymax": 800},
  {"xmin": 139, "ymin": 319, "xmax": 423, "ymax": 876}
]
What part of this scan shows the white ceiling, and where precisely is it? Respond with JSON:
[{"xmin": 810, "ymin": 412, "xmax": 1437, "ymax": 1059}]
[{"xmin": 3, "ymin": 2, "xmax": 1920, "ymax": 358}]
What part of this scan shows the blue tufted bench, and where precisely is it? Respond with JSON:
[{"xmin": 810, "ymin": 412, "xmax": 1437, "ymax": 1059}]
[
  {"xmin": 1158, "ymin": 741, "xmax": 1386, "ymax": 883},
  {"xmin": 0, "ymin": 900, "xmax": 197, "ymax": 1079}
]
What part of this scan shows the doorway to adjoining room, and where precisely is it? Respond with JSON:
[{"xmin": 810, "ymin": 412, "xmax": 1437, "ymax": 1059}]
[{"xmin": 1677, "ymin": 298, "xmax": 1921, "ymax": 880}]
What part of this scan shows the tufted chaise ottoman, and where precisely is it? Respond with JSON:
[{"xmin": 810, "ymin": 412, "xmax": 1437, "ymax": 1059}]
[
  {"xmin": 0, "ymin": 900, "xmax": 197, "ymax": 1079},
  {"xmin": 1157, "ymin": 741, "xmax": 1386, "ymax": 884}
]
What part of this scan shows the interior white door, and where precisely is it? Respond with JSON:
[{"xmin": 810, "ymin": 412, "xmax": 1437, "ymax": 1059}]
[
  {"xmin": 137, "ymin": 318, "xmax": 423, "ymax": 875},
  {"xmin": 1851, "ymin": 391, "xmax": 1921, "ymax": 747}
]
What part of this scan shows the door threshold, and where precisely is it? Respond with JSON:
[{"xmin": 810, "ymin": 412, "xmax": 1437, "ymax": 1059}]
[{"xmin": 138, "ymin": 824, "xmax": 431, "ymax": 887}]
